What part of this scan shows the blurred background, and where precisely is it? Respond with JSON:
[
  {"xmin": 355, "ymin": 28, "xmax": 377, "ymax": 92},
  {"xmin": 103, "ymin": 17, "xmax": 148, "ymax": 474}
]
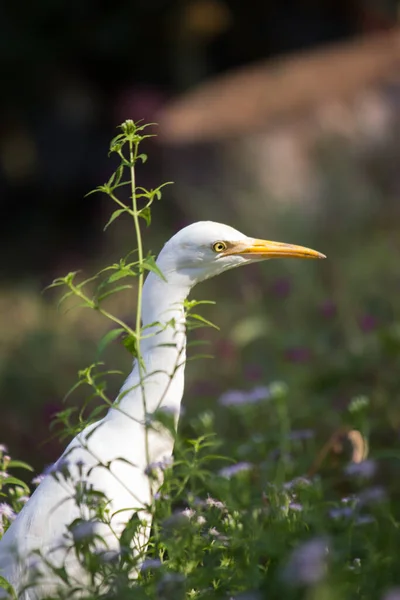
[{"xmin": 1, "ymin": 0, "xmax": 400, "ymax": 476}]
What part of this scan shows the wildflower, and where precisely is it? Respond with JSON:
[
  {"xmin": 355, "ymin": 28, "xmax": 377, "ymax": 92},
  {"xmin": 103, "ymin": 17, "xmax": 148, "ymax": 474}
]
[
  {"xmin": 0, "ymin": 444, "xmax": 8, "ymax": 454},
  {"xmin": 246, "ymin": 386, "xmax": 271, "ymax": 402},
  {"xmin": 208, "ymin": 527, "xmax": 229, "ymax": 543},
  {"xmin": 382, "ymin": 588, "xmax": 400, "ymax": 600},
  {"xmin": 218, "ymin": 390, "xmax": 251, "ymax": 407},
  {"xmin": 71, "ymin": 520, "xmax": 97, "ymax": 542},
  {"xmin": 0, "ymin": 503, "xmax": 16, "ymax": 521},
  {"xmin": 218, "ymin": 386, "xmax": 270, "ymax": 407},
  {"xmin": 154, "ymin": 492, "xmax": 170, "ymax": 501},
  {"xmin": 359, "ymin": 314, "xmax": 378, "ymax": 333},
  {"xmin": 219, "ymin": 462, "xmax": 252, "ymax": 479},
  {"xmin": 289, "ymin": 503, "xmax": 303, "ymax": 512},
  {"xmin": 162, "ymin": 511, "xmax": 192, "ymax": 534},
  {"xmin": 319, "ymin": 300, "xmax": 336, "ymax": 319},
  {"xmin": 358, "ymin": 486, "xmax": 386, "ymax": 505},
  {"xmin": 344, "ymin": 459, "xmax": 376, "ymax": 479},
  {"xmin": 284, "ymin": 477, "xmax": 312, "ymax": 490},
  {"xmin": 0, "ymin": 472, "xmax": 9, "ymax": 480},
  {"xmin": 283, "ymin": 537, "xmax": 329, "ymax": 586},
  {"xmin": 144, "ymin": 456, "xmax": 173, "ymax": 477},
  {"xmin": 329, "ymin": 506, "xmax": 354, "ymax": 520},
  {"xmin": 271, "ymin": 277, "xmax": 291, "ymax": 298},
  {"xmin": 141, "ymin": 558, "xmax": 162, "ymax": 571},
  {"xmin": 19, "ymin": 496, "xmax": 30, "ymax": 505},
  {"xmin": 355, "ymin": 515, "xmax": 375, "ymax": 526},
  {"xmin": 284, "ymin": 346, "xmax": 312, "ymax": 364},
  {"xmin": 32, "ymin": 474, "xmax": 46, "ymax": 486},
  {"xmin": 197, "ymin": 515, "xmax": 206, "ymax": 526},
  {"xmin": 95, "ymin": 549, "xmax": 119, "ymax": 564},
  {"xmin": 206, "ymin": 496, "xmax": 226, "ymax": 510},
  {"xmin": 181, "ymin": 508, "xmax": 195, "ymax": 519}
]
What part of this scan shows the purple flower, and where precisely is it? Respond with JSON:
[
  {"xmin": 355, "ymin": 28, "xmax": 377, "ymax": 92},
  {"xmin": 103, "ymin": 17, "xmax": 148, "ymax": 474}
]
[
  {"xmin": 218, "ymin": 386, "xmax": 271, "ymax": 407},
  {"xmin": 0, "ymin": 503, "xmax": 16, "ymax": 520},
  {"xmin": 284, "ymin": 477, "xmax": 312, "ymax": 490},
  {"xmin": 344, "ymin": 459, "xmax": 376, "ymax": 479},
  {"xmin": 319, "ymin": 300, "xmax": 337, "ymax": 319},
  {"xmin": 141, "ymin": 558, "xmax": 162, "ymax": 571},
  {"xmin": 284, "ymin": 347, "xmax": 312, "ymax": 364},
  {"xmin": 219, "ymin": 462, "xmax": 252, "ymax": 479},
  {"xmin": 271, "ymin": 277, "xmax": 292, "ymax": 298},
  {"xmin": 329, "ymin": 506, "xmax": 354, "ymax": 520},
  {"xmin": 218, "ymin": 390, "xmax": 249, "ymax": 406},
  {"xmin": 289, "ymin": 503, "xmax": 303, "ymax": 512},
  {"xmin": 382, "ymin": 587, "xmax": 400, "ymax": 600},
  {"xmin": 355, "ymin": 515, "xmax": 375, "ymax": 526},
  {"xmin": 144, "ymin": 456, "xmax": 173, "ymax": 477},
  {"xmin": 32, "ymin": 474, "xmax": 46, "ymax": 486},
  {"xmin": 0, "ymin": 444, "xmax": 8, "ymax": 454},
  {"xmin": 359, "ymin": 314, "xmax": 378, "ymax": 333},
  {"xmin": 284, "ymin": 538, "xmax": 329, "ymax": 586},
  {"xmin": 71, "ymin": 520, "xmax": 97, "ymax": 542},
  {"xmin": 247, "ymin": 386, "xmax": 271, "ymax": 402},
  {"xmin": 358, "ymin": 486, "xmax": 386, "ymax": 505}
]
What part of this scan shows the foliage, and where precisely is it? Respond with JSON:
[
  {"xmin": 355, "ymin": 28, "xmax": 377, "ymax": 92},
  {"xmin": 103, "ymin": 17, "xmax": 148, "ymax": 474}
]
[{"xmin": 1, "ymin": 121, "xmax": 400, "ymax": 600}]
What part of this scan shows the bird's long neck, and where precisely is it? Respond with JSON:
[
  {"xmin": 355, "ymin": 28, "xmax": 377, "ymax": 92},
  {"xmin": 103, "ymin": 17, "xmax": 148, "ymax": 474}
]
[{"xmin": 114, "ymin": 270, "xmax": 191, "ymax": 420}]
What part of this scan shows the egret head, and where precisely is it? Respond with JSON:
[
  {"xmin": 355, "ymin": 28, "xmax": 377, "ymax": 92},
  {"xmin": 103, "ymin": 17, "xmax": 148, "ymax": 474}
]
[{"xmin": 158, "ymin": 221, "xmax": 325, "ymax": 286}]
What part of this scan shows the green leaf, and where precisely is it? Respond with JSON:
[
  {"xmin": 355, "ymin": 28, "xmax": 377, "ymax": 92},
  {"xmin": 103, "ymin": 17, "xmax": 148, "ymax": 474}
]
[
  {"xmin": 7, "ymin": 460, "xmax": 33, "ymax": 471},
  {"xmin": 97, "ymin": 284, "xmax": 133, "ymax": 303},
  {"xmin": 2, "ymin": 477, "xmax": 30, "ymax": 493},
  {"xmin": 123, "ymin": 334, "xmax": 137, "ymax": 356},
  {"xmin": 142, "ymin": 255, "xmax": 166, "ymax": 281},
  {"xmin": 104, "ymin": 208, "xmax": 129, "ymax": 231},
  {"xmin": 96, "ymin": 328, "xmax": 125, "ymax": 358},
  {"xmin": 188, "ymin": 314, "xmax": 220, "ymax": 330},
  {"xmin": 107, "ymin": 268, "xmax": 136, "ymax": 283},
  {"xmin": 138, "ymin": 206, "xmax": 151, "ymax": 227},
  {"xmin": 0, "ymin": 575, "xmax": 17, "ymax": 599}
]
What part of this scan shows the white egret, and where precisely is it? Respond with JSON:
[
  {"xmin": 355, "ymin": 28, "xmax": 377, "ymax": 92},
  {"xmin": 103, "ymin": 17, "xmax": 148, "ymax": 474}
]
[{"xmin": 0, "ymin": 221, "xmax": 325, "ymax": 599}]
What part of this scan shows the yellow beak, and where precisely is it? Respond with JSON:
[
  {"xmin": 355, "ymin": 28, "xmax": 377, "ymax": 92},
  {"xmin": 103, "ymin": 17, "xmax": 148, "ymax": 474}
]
[{"xmin": 229, "ymin": 239, "xmax": 326, "ymax": 260}]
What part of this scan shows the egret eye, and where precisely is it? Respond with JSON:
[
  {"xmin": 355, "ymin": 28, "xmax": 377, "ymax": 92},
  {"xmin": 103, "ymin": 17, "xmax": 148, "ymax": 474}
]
[{"xmin": 212, "ymin": 241, "xmax": 227, "ymax": 253}]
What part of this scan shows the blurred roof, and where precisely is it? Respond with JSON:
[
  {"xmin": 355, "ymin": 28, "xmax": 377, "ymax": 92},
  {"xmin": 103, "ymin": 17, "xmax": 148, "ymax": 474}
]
[{"xmin": 158, "ymin": 28, "xmax": 400, "ymax": 143}]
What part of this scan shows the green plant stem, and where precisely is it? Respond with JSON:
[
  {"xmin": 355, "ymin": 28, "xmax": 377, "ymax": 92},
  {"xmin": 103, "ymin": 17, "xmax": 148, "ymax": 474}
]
[{"xmin": 128, "ymin": 135, "xmax": 152, "ymax": 497}]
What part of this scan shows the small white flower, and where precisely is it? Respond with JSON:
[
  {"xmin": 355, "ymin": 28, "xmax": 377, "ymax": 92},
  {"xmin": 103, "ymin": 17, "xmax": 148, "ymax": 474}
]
[
  {"xmin": 206, "ymin": 496, "xmax": 226, "ymax": 510},
  {"xmin": 32, "ymin": 474, "xmax": 46, "ymax": 486},
  {"xmin": 0, "ymin": 503, "xmax": 16, "ymax": 520}
]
